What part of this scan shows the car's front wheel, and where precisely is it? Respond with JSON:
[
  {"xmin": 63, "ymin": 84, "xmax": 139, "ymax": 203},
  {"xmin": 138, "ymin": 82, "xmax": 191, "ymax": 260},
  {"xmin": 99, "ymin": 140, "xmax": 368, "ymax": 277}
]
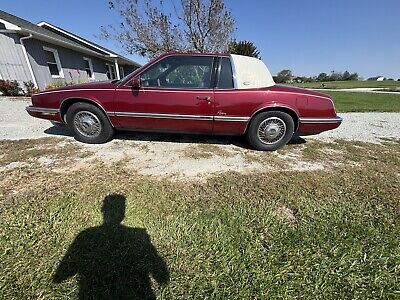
[
  {"xmin": 66, "ymin": 102, "xmax": 114, "ymax": 144},
  {"xmin": 246, "ymin": 111, "xmax": 294, "ymax": 151}
]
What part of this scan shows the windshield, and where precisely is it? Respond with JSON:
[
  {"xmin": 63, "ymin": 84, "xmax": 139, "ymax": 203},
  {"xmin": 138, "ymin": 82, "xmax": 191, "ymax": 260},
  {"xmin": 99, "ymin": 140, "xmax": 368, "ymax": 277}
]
[
  {"xmin": 115, "ymin": 55, "xmax": 164, "ymax": 85},
  {"xmin": 115, "ymin": 68, "xmax": 141, "ymax": 85}
]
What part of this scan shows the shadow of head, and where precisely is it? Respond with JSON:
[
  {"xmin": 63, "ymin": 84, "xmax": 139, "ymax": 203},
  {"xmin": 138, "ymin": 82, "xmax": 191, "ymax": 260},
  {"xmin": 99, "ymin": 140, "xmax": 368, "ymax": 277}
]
[{"xmin": 102, "ymin": 193, "xmax": 126, "ymax": 225}]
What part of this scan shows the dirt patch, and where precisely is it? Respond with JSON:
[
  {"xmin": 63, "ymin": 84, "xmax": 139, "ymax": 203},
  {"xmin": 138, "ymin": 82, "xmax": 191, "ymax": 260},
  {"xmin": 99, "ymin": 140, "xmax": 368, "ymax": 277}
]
[
  {"xmin": 182, "ymin": 144, "xmax": 235, "ymax": 159},
  {"xmin": 276, "ymin": 206, "xmax": 298, "ymax": 223}
]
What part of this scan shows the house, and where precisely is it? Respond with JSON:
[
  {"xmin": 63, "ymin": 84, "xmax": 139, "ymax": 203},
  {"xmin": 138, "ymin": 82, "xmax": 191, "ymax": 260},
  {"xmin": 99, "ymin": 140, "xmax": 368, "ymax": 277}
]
[
  {"xmin": 367, "ymin": 76, "xmax": 385, "ymax": 81},
  {"xmin": 0, "ymin": 10, "xmax": 141, "ymax": 90}
]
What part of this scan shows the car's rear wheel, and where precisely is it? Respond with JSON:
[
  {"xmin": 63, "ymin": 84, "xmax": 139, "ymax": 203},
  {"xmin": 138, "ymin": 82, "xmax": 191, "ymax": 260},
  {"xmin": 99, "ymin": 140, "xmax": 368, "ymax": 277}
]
[
  {"xmin": 246, "ymin": 111, "xmax": 294, "ymax": 151},
  {"xmin": 66, "ymin": 102, "xmax": 114, "ymax": 144}
]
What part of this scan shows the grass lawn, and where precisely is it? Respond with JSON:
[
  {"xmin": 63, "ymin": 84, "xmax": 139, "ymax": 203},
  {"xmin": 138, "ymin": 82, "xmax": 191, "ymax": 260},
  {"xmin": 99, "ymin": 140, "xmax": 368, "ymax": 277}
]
[
  {"xmin": 290, "ymin": 80, "xmax": 400, "ymax": 89},
  {"xmin": 1, "ymin": 139, "xmax": 399, "ymax": 299},
  {"xmin": 324, "ymin": 91, "xmax": 400, "ymax": 112}
]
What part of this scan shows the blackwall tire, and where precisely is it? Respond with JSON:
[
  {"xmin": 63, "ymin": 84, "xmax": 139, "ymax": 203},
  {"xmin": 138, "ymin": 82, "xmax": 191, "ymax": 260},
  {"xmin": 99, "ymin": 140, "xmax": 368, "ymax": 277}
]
[
  {"xmin": 66, "ymin": 102, "xmax": 114, "ymax": 144},
  {"xmin": 246, "ymin": 111, "xmax": 294, "ymax": 151}
]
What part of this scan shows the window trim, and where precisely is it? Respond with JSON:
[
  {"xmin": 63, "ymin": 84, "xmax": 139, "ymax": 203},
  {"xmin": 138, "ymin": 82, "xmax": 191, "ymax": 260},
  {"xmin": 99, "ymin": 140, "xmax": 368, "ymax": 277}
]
[
  {"xmin": 83, "ymin": 57, "xmax": 95, "ymax": 80},
  {"xmin": 138, "ymin": 55, "xmax": 216, "ymax": 91},
  {"xmin": 43, "ymin": 46, "xmax": 64, "ymax": 79},
  {"xmin": 118, "ymin": 66, "xmax": 125, "ymax": 78},
  {"xmin": 106, "ymin": 63, "xmax": 117, "ymax": 80},
  {"xmin": 215, "ymin": 57, "xmax": 235, "ymax": 90}
]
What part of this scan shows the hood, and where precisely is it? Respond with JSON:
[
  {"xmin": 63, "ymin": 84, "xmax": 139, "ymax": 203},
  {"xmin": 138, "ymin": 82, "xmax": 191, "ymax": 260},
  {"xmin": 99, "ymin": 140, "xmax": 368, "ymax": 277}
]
[{"xmin": 268, "ymin": 84, "xmax": 331, "ymax": 99}]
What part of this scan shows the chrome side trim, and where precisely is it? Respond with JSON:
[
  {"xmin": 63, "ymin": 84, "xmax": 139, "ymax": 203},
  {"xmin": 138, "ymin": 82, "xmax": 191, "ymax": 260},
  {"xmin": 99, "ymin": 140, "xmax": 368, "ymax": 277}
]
[
  {"xmin": 214, "ymin": 116, "xmax": 249, "ymax": 122},
  {"xmin": 112, "ymin": 112, "xmax": 213, "ymax": 121},
  {"xmin": 26, "ymin": 106, "xmax": 59, "ymax": 114},
  {"xmin": 299, "ymin": 117, "xmax": 343, "ymax": 124},
  {"xmin": 108, "ymin": 111, "xmax": 249, "ymax": 122}
]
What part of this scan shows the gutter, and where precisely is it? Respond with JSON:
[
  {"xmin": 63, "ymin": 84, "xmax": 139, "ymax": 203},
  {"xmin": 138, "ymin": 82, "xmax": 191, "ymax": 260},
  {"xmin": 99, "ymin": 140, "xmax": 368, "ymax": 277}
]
[
  {"xmin": 23, "ymin": 29, "xmax": 106, "ymax": 58},
  {"xmin": 20, "ymin": 34, "xmax": 39, "ymax": 88}
]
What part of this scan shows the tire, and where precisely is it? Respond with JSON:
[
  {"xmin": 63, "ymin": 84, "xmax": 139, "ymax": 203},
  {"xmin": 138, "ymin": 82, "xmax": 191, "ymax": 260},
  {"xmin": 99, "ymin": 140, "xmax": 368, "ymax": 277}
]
[
  {"xmin": 246, "ymin": 111, "xmax": 294, "ymax": 151},
  {"xmin": 66, "ymin": 102, "xmax": 114, "ymax": 144}
]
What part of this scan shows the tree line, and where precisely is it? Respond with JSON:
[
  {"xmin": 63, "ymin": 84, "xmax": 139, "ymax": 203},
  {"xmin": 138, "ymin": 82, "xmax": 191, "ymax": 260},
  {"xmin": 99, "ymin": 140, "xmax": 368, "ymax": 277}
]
[{"xmin": 274, "ymin": 70, "xmax": 359, "ymax": 84}]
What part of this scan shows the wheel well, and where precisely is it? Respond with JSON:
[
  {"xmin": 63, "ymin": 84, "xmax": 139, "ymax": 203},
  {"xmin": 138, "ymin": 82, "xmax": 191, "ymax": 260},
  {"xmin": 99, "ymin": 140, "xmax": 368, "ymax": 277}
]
[
  {"xmin": 60, "ymin": 98, "xmax": 110, "ymax": 124},
  {"xmin": 246, "ymin": 107, "xmax": 299, "ymax": 133}
]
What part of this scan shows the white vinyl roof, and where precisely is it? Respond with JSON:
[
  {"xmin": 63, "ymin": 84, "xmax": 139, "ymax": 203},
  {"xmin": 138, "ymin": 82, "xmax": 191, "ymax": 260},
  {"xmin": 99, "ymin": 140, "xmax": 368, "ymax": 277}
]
[{"xmin": 230, "ymin": 54, "xmax": 275, "ymax": 89}]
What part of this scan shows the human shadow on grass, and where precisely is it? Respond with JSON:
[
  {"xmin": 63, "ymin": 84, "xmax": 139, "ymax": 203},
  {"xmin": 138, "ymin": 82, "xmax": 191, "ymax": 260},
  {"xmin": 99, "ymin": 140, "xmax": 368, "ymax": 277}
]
[
  {"xmin": 44, "ymin": 125, "xmax": 306, "ymax": 149},
  {"xmin": 53, "ymin": 194, "xmax": 169, "ymax": 300}
]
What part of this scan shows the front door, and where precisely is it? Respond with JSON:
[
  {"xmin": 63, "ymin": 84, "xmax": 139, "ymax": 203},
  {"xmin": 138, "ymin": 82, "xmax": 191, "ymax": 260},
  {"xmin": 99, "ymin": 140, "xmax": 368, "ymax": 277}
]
[{"xmin": 114, "ymin": 55, "xmax": 215, "ymax": 133}]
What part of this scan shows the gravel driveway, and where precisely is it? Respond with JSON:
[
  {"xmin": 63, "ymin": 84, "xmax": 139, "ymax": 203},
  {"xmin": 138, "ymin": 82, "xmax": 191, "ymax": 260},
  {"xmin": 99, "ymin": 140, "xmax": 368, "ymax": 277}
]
[{"xmin": 1, "ymin": 98, "xmax": 399, "ymax": 179}]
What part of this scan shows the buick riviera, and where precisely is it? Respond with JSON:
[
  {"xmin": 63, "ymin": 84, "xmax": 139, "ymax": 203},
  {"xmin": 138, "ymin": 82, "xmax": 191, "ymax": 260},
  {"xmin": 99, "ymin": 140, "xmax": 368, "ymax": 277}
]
[{"xmin": 27, "ymin": 53, "xmax": 342, "ymax": 151}]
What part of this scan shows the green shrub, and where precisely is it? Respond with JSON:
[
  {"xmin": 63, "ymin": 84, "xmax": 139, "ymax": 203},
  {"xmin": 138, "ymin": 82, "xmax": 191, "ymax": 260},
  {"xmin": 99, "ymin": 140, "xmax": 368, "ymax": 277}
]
[
  {"xmin": 45, "ymin": 80, "xmax": 74, "ymax": 90},
  {"xmin": 0, "ymin": 80, "xmax": 22, "ymax": 96},
  {"xmin": 23, "ymin": 81, "xmax": 39, "ymax": 96}
]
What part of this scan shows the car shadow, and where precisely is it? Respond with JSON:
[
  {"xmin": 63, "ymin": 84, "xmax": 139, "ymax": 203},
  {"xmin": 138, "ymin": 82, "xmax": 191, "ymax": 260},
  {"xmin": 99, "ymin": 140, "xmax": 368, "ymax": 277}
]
[
  {"xmin": 44, "ymin": 125, "xmax": 306, "ymax": 149},
  {"xmin": 53, "ymin": 194, "xmax": 169, "ymax": 299}
]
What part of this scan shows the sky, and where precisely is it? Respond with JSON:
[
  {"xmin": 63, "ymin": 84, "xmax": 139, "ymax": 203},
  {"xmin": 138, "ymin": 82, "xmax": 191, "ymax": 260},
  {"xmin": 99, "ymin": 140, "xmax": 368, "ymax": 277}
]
[{"xmin": 1, "ymin": 0, "xmax": 399, "ymax": 79}]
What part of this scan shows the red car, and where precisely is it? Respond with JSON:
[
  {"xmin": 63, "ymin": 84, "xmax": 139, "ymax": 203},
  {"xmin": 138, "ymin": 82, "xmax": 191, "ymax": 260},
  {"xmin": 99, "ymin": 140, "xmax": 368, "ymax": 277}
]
[{"xmin": 27, "ymin": 53, "xmax": 342, "ymax": 151}]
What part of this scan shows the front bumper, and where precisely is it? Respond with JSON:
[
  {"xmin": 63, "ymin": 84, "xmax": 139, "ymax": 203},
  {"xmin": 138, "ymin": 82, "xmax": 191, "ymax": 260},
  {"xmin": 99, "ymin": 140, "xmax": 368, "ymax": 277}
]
[{"xmin": 26, "ymin": 106, "xmax": 62, "ymax": 122}]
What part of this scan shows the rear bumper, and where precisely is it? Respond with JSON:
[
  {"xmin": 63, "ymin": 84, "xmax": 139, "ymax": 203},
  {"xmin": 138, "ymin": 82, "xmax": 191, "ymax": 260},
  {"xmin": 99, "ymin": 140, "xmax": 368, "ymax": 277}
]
[
  {"xmin": 297, "ymin": 116, "xmax": 342, "ymax": 135},
  {"xmin": 299, "ymin": 116, "xmax": 343, "ymax": 124},
  {"xmin": 26, "ymin": 106, "xmax": 63, "ymax": 122}
]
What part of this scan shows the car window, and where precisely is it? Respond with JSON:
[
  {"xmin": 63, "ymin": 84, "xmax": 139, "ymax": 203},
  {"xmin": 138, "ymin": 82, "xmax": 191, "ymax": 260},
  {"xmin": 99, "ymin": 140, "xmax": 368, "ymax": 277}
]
[
  {"xmin": 140, "ymin": 56, "xmax": 214, "ymax": 89},
  {"xmin": 216, "ymin": 57, "xmax": 234, "ymax": 89}
]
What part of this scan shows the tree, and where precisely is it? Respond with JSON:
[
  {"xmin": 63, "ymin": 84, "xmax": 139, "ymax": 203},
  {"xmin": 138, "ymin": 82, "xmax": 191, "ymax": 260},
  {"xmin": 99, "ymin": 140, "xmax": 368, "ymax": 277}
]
[
  {"xmin": 228, "ymin": 40, "xmax": 260, "ymax": 58},
  {"xmin": 317, "ymin": 72, "xmax": 329, "ymax": 82},
  {"xmin": 342, "ymin": 71, "xmax": 351, "ymax": 81},
  {"xmin": 329, "ymin": 71, "xmax": 342, "ymax": 81},
  {"xmin": 275, "ymin": 70, "xmax": 293, "ymax": 83},
  {"xmin": 348, "ymin": 72, "xmax": 359, "ymax": 81},
  {"xmin": 101, "ymin": 0, "xmax": 235, "ymax": 58}
]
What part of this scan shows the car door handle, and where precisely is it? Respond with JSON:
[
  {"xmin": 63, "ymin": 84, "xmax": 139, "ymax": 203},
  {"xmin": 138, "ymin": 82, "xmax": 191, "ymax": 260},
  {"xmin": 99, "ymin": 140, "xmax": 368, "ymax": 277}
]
[{"xmin": 196, "ymin": 96, "xmax": 211, "ymax": 102}]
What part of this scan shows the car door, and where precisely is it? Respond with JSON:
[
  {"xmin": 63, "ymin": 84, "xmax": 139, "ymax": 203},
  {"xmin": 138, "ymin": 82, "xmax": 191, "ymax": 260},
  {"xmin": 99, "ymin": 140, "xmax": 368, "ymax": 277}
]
[
  {"xmin": 114, "ymin": 55, "xmax": 216, "ymax": 133},
  {"xmin": 213, "ymin": 56, "xmax": 250, "ymax": 135}
]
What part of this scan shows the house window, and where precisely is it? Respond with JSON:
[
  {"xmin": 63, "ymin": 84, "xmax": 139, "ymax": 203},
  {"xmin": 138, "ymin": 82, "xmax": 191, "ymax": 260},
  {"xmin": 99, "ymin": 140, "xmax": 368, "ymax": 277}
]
[
  {"xmin": 119, "ymin": 66, "xmax": 125, "ymax": 78},
  {"xmin": 83, "ymin": 57, "xmax": 94, "ymax": 79},
  {"xmin": 43, "ymin": 46, "xmax": 64, "ymax": 78},
  {"xmin": 106, "ymin": 63, "xmax": 117, "ymax": 80}
]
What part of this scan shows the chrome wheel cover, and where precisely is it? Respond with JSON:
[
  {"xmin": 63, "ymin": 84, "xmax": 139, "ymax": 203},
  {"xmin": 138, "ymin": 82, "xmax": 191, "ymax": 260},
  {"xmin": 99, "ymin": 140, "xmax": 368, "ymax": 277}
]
[
  {"xmin": 73, "ymin": 111, "xmax": 102, "ymax": 138},
  {"xmin": 257, "ymin": 117, "xmax": 287, "ymax": 145}
]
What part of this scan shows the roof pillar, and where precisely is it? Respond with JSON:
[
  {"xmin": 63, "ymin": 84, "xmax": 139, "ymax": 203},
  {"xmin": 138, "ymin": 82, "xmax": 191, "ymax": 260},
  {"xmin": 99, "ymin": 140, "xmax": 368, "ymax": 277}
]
[{"xmin": 114, "ymin": 59, "xmax": 120, "ymax": 80}]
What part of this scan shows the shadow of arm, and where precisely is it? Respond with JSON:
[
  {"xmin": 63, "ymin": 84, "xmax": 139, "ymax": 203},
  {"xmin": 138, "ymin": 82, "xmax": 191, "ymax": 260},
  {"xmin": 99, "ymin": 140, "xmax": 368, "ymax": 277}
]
[
  {"xmin": 146, "ymin": 236, "xmax": 170, "ymax": 286},
  {"xmin": 52, "ymin": 235, "xmax": 81, "ymax": 283}
]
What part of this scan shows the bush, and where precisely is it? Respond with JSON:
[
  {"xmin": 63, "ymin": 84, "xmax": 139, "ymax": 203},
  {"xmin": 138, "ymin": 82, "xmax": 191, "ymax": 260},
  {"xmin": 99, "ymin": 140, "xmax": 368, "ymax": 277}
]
[
  {"xmin": 0, "ymin": 80, "xmax": 22, "ymax": 96},
  {"xmin": 45, "ymin": 80, "xmax": 74, "ymax": 90},
  {"xmin": 23, "ymin": 81, "xmax": 39, "ymax": 96}
]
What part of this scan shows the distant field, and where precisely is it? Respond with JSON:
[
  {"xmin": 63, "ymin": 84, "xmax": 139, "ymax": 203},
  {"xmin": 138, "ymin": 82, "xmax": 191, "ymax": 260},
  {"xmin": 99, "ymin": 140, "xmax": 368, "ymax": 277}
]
[
  {"xmin": 323, "ymin": 91, "xmax": 400, "ymax": 112},
  {"xmin": 290, "ymin": 80, "xmax": 400, "ymax": 89}
]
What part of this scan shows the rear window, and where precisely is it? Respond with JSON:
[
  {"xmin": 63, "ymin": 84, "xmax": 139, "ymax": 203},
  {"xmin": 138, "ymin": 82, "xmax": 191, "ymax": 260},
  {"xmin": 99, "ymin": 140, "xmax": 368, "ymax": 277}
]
[{"xmin": 216, "ymin": 57, "xmax": 234, "ymax": 89}]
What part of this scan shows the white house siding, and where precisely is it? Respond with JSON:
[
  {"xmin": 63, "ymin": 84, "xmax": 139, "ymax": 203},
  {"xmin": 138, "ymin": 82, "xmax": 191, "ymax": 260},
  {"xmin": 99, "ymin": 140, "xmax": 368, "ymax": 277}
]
[
  {"xmin": 0, "ymin": 32, "xmax": 33, "ymax": 86},
  {"xmin": 23, "ymin": 38, "xmax": 110, "ymax": 90}
]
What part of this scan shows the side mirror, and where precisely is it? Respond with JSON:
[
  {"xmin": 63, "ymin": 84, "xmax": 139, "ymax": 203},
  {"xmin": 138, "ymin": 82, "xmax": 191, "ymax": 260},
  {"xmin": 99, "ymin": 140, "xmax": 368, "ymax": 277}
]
[{"xmin": 131, "ymin": 76, "xmax": 141, "ymax": 89}]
